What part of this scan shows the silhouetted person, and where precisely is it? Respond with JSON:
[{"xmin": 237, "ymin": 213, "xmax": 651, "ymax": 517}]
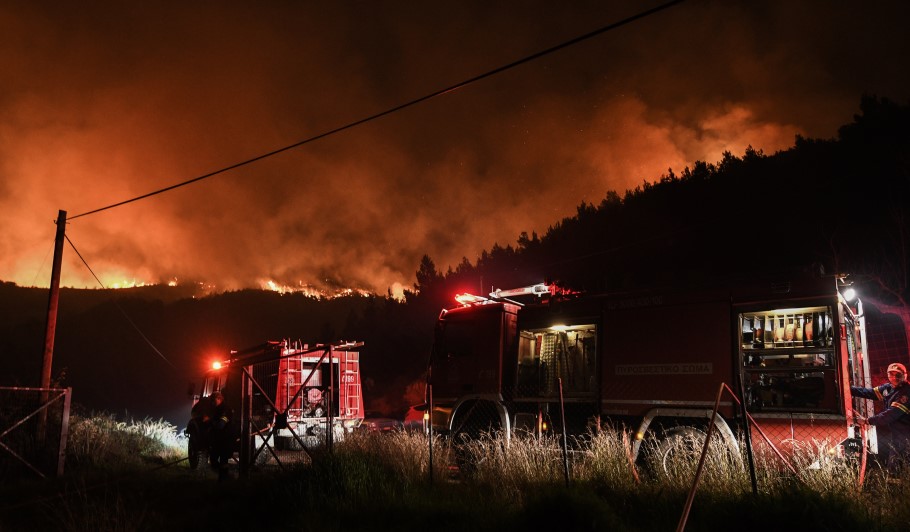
[
  {"xmin": 208, "ymin": 391, "xmax": 235, "ymax": 481},
  {"xmin": 185, "ymin": 394, "xmax": 213, "ymax": 470}
]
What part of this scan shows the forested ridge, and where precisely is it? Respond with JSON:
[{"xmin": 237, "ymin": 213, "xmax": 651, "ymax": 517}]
[
  {"xmin": 1, "ymin": 96, "xmax": 907, "ymax": 422},
  {"xmin": 415, "ymin": 95, "xmax": 909, "ymax": 306}
]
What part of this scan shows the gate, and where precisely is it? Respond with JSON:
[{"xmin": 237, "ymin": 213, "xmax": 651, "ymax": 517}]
[
  {"xmin": 209, "ymin": 341, "xmax": 363, "ymax": 477},
  {"xmin": 0, "ymin": 386, "xmax": 72, "ymax": 478}
]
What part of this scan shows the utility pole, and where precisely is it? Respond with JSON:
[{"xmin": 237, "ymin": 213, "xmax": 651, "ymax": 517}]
[
  {"xmin": 38, "ymin": 210, "xmax": 66, "ymax": 442},
  {"xmin": 41, "ymin": 210, "xmax": 67, "ymax": 391}
]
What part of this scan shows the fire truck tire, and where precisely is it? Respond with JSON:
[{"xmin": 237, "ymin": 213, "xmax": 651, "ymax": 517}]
[
  {"xmin": 652, "ymin": 426, "xmax": 707, "ymax": 476},
  {"xmin": 451, "ymin": 400, "xmax": 502, "ymax": 442}
]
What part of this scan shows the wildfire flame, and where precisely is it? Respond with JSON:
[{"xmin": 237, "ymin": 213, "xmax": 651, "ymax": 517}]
[
  {"xmin": 42, "ymin": 271, "xmax": 376, "ymax": 299},
  {"xmin": 258, "ymin": 279, "xmax": 371, "ymax": 299},
  {"xmin": 109, "ymin": 279, "xmax": 147, "ymax": 289}
]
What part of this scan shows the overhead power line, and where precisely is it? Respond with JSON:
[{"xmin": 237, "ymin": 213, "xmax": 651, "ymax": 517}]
[
  {"xmin": 69, "ymin": 0, "xmax": 684, "ymax": 220},
  {"xmin": 64, "ymin": 234, "xmax": 178, "ymax": 371}
]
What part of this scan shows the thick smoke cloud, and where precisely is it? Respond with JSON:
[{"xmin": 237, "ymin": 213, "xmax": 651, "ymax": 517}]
[{"xmin": 1, "ymin": 1, "xmax": 908, "ymax": 295}]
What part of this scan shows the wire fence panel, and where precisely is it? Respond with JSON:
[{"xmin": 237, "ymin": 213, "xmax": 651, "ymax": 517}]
[
  {"xmin": 194, "ymin": 342, "xmax": 364, "ymax": 477},
  {"xmin": 0, "ymin": 387, "xmax": 71, "ymax": 479},
  {"xmin": 449, "ymin": 400, "xmax": 505, "ymax": 441},
  {"xmin": 747, "ymin": 415, "xmax": 852, "ymax": 461}
]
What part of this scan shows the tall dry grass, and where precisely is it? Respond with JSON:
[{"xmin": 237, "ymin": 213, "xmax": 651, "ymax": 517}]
[
  {"xmin": 337, "ymin": 429, "xmax": 452, "ymax": 487},
  {"xmin": 66, "ymin": 413, "xmax": 185, "ymax": 469},
  {"xmin": 5, "ymin": 413, "xmax": 908, "ymax": 531},
  {"xmin": 458, "ymin": 430, "xmax": 566, "ymax": 498}
]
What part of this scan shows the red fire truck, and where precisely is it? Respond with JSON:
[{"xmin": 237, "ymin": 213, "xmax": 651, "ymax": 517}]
[
  {"xmin": 187, "ymin": 339, "xmax": 364, "ymax": 469},
  {"xmin": 427, "ymin": 271, "xmax": 876, "ymax": 465}
]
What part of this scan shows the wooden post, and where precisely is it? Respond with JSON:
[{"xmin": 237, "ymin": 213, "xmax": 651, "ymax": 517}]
[
  {"xmin": 39, "ymin": 210, "xmax": 66, "ymax": 443},
  {"xmin": 41, "ymin": 210, "xmax": 66, "ymax": 390},
  {"xmin": 57, "ymin": 388, "xmax": 72, "ymax": 476}
]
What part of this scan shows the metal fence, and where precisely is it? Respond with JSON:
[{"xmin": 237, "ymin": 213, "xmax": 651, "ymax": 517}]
[
  {"xmin": 0, "ymin": 386, "xmax": 71, "ymax": 478},
  {"xmin": 227, "ymin": 343, "xmax": 363, "ymax": 477}
]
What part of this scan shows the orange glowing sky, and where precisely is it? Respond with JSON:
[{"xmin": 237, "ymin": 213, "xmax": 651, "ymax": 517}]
[{"xmin": 1, "ymin": 1, "xmax": 908, "ymax": 297}]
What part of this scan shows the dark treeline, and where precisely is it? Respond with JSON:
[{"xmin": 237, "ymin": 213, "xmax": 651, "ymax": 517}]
[
  {"xmin": 413, "ymin": 95, "xmax": 909, "ymax": 306},
  {"xmin": 1, "ymin": 96, "xmax": 907, "ymax": 424}
]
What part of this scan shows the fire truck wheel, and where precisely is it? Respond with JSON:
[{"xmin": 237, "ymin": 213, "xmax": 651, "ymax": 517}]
[
  {"xmin": 652, "ymin": 426, "xmax": 708, "ymax": 476},
  {"xmin": 451, "ymin": 400, "xmax": 502, "ymax": 442}
]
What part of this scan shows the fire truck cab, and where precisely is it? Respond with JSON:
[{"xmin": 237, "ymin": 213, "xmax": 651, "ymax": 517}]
[{"xmin": 428, "ymin": 273, "xmax": 876, "ymax": 463}]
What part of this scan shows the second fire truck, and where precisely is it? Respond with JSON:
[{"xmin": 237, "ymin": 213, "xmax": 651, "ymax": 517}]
[{"xmin": 427, "ymin": 271, "xmax": 877, "ymax": 465}]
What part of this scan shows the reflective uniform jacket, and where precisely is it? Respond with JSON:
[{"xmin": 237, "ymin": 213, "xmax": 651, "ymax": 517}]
[{"xmin": 851, "ymin": 381, "xmax": 910, "ymax": 445}]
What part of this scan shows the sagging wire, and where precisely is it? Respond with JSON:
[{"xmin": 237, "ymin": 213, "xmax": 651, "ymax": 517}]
[
  {"xmin": 64, "ymin": 234, "xmax": 178, "ymax": 371},
  {"xmin": 68, "ymin": 0, "xmax": 685, "ymax": 221},
  {"xmin": 30, "ymin": 238, "xmax": 55, "ymax": 287}
]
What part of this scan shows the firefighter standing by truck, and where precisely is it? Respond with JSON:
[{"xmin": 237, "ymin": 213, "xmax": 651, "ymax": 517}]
[
  {"xmin": 186, "ymin": 394, "xmax": 213, "ymax": 470},
  {"xmin": 209, "ymin": 391, "xmax": 235, "ymax": 481},
  {"xmin": 851, "ymin": 362, "xmax": 910, "ymax": 470}
]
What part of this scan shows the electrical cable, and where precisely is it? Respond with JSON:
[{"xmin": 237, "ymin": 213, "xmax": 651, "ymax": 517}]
[
  {"xmin": 68, "ymin": 0, "xmax": 684, "ymax": 221},
  {"xmin": 30, "ymin": 237, "xmax": 55, "ymax": 287},
  {"xmin": 64, "ymin": 234, "xmax": 178, "ymax": 371}
]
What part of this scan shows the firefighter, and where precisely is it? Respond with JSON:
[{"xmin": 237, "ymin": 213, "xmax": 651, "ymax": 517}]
[
  {"xmin": 208, "ymin": 391, "xmax": 235, "ymax": 481},
  {"xmin": 851, "ymin": 362, "xmax": 910, "ymax": 470},
  {"xmin": 186, "ymin": 394, "xmax": 213, "ymax": 470}
]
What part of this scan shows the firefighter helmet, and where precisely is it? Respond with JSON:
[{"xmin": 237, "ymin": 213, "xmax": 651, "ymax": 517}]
[{"xmin": 887, "ymin": 363, "xmax": 907, "ymax": 376}]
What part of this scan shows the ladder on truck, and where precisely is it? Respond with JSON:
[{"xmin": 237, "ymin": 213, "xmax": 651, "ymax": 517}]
[
  {"xmin": 282, "ymin": 352, "xmax": 309, "ymax": 419},
  {"xmin": 340, "ymin": 351, "xmax": 362, "ymax": 418},
  {"xmin": 281, "ymin": 348, "xmax": 361, "ymax": 420}
]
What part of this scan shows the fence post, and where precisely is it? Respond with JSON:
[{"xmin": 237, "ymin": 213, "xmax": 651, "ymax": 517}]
[
  {"xmin": 428, "ymin": 384, "xmax": 434, "ymax": 486},
  {"xmin": 676, "ymin": 382, "xmax": 724, "ymax": 532},
  {"xmin": 558, "ymin": 378, "xmax": 570, "ymax": 487},
  {"xmin": 56, "ymin": 387, "xmax": 72, "ymax": 476},
  {"xmin": 328, "ymin": 345, "xmax": 334, "ymax": 454},
  {"xmin": 240, "ymin": 366, "xmax": 254, "ymax": 479},
  {"xmin": 737, "ymin": 378, "xmax": 758, "ymax": 495}
]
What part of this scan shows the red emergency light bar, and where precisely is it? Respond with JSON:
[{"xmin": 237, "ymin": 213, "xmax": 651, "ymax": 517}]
[
  {"xmin": 489, "ymin": 283, "xmax": 553, "ymax": 299},
  {"xmin": 455, "ymin": 284, "xmax": 575, "ymax": 307},
  {"xmin": 455, "ymin": 293, "xmax": 489, "ymax": 306}
]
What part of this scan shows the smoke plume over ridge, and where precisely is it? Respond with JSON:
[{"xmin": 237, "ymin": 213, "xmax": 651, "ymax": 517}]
[{"xmin": 1, "ymin": 1, "xmax": 907, "ymax": 295}]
